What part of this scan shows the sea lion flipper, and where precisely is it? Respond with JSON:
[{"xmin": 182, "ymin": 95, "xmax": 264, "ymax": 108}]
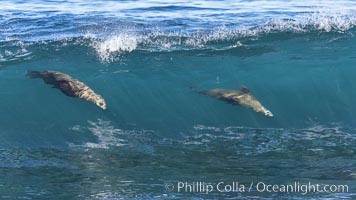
[
  {"xmin": 57, "ymin": 81, "xmax": 76, "ymax": 96},
  {"xmin": 58, "ymin": 81, "xmax": 70, "ymax": 89},
  {"xmin": 239, "ymin": 86, "xmax": 250, "ymax": 94}
]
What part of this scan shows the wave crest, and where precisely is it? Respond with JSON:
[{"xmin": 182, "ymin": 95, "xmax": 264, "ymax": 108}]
[
  {"xmin": 86, "ymin": 11, "xmax": 356, "ymax": 62},
  {"xmin": 91, "ymin": 34, "xmax": 138, "ymax": 62},
  {"xmin": 1, "ymin": 11, "xmax": 356, "ymax": 64},
  {"xmin": 0, "ymin": 40, "xmax": 32, "ymax": 65}
]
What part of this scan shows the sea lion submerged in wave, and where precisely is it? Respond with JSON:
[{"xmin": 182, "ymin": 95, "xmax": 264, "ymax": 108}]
[
  {"xmin": 194, "ymin": 86, "xmax": 273, "ymax": 117},
  {"xmin": 27, "ymin": 70, "xmax": 106, "ymax": 110}
]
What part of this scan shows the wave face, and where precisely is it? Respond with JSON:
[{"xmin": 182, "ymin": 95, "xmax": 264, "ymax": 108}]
[{"xmin": 1, "ymin": 0, "xmax": 356, "ymax": 199}]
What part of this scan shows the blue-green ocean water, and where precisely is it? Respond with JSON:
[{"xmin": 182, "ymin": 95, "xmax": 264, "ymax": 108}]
[{"xmin": 1, "ymin": 0, "xmax": 356, "ymax": 199}]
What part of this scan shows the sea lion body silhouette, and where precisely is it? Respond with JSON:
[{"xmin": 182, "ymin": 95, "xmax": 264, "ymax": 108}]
[
  {"xmin": 196, "ymin": 86, "xmax": 273, "ymax": 117},
  {"xmin": 27, "ymin": 70, "xmax": 106, "ymax": 110}
]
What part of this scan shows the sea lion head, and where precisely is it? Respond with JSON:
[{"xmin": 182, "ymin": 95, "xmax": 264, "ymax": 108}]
[
  {"xmin": 95, "ymin": 97, "xmax": 107, "ymax": 110},
  {"xmin": 261, "ymin": 107, "xmax": 273, "ymax": 117},
  {"xmin": 231, "ymin": 92, "xmax": 273, "ymax": 117}
]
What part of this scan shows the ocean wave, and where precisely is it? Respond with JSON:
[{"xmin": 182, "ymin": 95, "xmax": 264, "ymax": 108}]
[
  {"xmin": 1, "ymin": 10, "xmax": 356, "ymax": 64},
  {"xmin": 0, "ymin": 148, "xmax": 66, "ymax": 168},
  {"xmin": 69, "ymin": 119, "xmax": 127, "ymax": 149},
  {"xmin": 183, "ymin": 124, "xmax": 356, "ymax": 155},
  {"xmin": 69, "ymin": 121, "xmax": 356, "ymax": 156},
  {"xmin": 90, "ymin": 34, "xmax": 138, "ymax": 63},
  {"xmin": 85, "ymin": 14, "xmax": 356, "ymax": 62},
  {"xmin": 0, "ymin": 40, "xmax": 32, "ymax": 65},
  {"xmin": 69, "ymin": 119, "xmax": 156, "ymax": 150},
  {"xmin": 76, "ymin": 11, "xmax": 356, "ymax": 62}
]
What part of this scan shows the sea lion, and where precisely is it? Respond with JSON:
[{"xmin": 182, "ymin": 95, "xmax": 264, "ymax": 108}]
[
  {"xmin": 27, "ymin": 70, "xmax": 106, "ymax": 110},
  {"xmin": 194, "ymin": 86, "xmax": 273, "ymax": 117}
]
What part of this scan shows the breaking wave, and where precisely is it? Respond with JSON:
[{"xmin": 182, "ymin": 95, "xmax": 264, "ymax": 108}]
[
  {"xmin": 1, "ymin": 11, "xmax": 356, "ymax": 63},
  {"xmin": 86, "ymin": 11, "xmax": 356, "ymax": 62}
]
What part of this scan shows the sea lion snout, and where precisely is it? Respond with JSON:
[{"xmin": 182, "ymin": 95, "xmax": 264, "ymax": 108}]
[
  {"xmin": 95, "ymin": 98, "xmax": 107, "ymax": 110},
  {"xmin": 262, "ymin": 108, "xmax": 273, "ymax": 117}
]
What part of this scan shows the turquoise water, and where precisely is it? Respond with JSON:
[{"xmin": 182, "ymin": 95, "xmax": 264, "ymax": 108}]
[{"xmin": 1, "ymin": 0, "xmax": 356, "ymax": 199}]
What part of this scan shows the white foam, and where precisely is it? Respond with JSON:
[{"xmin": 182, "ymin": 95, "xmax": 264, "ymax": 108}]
[
  {"xmin": 71, "ymin": 119, "xmax": 127, "ymax": 149},
  {"xmin": 69, "ymin": 119, "xmax": 156, "ymax": 149},
  {"xmin": 185, "ymin": 123, "xmax": 355, "ymax": 155},
  {"xmin": 83, "ymin": 10, "xmax": 356, "ymax": 63},
  {"xmin": 193, "ymin": 124, "xmax": 221, "ymax": 132},
  {"xmin": 0, "ymin": 46, "xmax": 32, "ymax": 63},
  {"xmin": 92, "ymin": 34, "xmax": 138, "ymax": 63}
]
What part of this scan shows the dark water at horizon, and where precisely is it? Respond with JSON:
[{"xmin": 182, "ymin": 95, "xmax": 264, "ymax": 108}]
[{"xmin": 1, "ymin": 0, "xmax": 356, "ymax": 199}]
